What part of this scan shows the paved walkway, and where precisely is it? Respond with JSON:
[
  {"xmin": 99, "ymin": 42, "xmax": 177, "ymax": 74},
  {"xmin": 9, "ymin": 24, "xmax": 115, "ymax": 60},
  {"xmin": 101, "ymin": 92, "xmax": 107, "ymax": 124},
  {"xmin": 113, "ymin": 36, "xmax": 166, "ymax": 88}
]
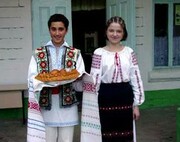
[{"xmin": 0, "ymin": 106, "xmax": 177, "ymax": 142}]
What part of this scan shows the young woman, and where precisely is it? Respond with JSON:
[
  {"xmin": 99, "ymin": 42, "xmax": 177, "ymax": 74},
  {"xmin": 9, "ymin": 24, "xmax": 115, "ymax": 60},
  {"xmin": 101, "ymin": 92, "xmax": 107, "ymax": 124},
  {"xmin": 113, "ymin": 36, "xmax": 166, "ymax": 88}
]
[{"xmin": 89, "ymin": 16, "xmax": 145, "ymax": 142}]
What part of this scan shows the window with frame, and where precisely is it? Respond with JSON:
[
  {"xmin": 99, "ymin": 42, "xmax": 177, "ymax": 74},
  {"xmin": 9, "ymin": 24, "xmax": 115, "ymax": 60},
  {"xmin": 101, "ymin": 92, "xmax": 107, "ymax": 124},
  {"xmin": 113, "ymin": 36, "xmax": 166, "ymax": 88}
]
[{"xmin": 154, "ymin": 1, "xmax": 180, "ymax": 67}]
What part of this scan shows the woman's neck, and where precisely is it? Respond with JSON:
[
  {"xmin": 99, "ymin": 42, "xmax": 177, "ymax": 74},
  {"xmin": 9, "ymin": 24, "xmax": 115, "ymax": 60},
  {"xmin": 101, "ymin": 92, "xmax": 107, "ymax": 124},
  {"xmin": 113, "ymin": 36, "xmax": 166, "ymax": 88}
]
[{"xmin": 106, "ymin": 43, "xmax": 124, "ymax": 52}]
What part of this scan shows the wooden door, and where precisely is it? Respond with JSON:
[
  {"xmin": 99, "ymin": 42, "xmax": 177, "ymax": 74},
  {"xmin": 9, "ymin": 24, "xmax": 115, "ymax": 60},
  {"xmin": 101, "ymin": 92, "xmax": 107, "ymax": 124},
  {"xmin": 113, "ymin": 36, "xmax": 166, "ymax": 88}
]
[
  {"xmin": 106, "ymin": 0, "xmax": 136, "ymax": 49},
  {"xmin": 32, "ymin": 0, "xmax": 72, "ymax": 49}
]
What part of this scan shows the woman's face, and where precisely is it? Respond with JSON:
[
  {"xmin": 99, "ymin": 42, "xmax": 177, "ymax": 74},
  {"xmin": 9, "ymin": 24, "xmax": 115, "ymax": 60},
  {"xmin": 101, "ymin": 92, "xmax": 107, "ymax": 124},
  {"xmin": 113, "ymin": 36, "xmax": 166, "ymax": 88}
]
[
  {"xmin": 49, "ymin": 21, "xmax": 68, "ymax": 47},
  {"xmin": 106, "ymin": 22, "xmax": 124, "ymax": 44}
]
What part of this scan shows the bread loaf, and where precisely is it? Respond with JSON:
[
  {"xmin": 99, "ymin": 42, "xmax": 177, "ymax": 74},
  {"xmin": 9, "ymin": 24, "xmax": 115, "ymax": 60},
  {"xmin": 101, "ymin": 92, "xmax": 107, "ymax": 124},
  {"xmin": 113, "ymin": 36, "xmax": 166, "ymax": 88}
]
[{"xmin": 35, "ymin": 69, "xmax": 80, "ymax": 82}]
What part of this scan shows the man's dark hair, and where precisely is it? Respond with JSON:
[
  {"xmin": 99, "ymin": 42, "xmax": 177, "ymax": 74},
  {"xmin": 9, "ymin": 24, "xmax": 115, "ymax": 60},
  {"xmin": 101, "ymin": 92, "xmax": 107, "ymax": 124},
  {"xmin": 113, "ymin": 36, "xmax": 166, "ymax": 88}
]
[{"xmin": 48, "ymin": 14, "xmax": 69, "ymax": 30}]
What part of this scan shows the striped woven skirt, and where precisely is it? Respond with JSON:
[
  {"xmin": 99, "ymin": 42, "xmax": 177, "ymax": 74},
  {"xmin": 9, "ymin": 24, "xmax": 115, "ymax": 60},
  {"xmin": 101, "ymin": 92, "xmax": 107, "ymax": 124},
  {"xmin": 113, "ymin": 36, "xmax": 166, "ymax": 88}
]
[{"xmin": 98, "ymin": 82, "xmax": 134, "ymax": 142}]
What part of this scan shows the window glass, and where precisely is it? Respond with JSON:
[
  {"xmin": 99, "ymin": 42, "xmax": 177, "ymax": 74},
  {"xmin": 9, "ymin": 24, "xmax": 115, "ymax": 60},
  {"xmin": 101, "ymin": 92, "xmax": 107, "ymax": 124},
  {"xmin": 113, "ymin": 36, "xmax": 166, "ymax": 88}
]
[{"xmin": 154, "ymin": 4, "xmax": 168, "ymax": 66}]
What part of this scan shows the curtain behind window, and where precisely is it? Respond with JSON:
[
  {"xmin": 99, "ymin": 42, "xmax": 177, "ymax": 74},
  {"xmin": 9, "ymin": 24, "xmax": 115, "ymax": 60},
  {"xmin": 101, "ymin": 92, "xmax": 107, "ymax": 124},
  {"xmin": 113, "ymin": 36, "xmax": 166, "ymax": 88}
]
[{"xmin": 72, "ymin": 0, "xmax": 105, "ymax": 11}]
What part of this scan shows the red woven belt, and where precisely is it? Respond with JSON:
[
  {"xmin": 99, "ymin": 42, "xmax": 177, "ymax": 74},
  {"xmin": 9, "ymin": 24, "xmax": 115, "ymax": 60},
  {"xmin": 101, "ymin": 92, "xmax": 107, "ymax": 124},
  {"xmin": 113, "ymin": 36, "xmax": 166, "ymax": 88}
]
[{"xmin": 51, "ymin": 87, "xmax": 60, "ymax": 94}]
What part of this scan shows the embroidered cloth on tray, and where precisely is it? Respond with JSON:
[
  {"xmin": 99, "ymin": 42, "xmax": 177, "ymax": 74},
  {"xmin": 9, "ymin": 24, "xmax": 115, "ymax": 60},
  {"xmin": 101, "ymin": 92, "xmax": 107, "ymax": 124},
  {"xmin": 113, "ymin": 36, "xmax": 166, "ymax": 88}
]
[
  {"xmin": 80, "ymin": 74, "xmax": 102, "ymax": 142},
  {"xmin": 27, "ymin": 84, "xmax": 46, "ymax": 142}
]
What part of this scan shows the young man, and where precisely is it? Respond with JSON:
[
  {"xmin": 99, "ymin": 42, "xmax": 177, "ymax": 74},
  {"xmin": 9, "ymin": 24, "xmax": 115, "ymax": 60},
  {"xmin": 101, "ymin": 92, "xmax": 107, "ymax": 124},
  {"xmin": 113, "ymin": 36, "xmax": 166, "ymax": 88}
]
[{"xmin": 27, "ymin": 14, "xmax": 85, "ymax": 142}]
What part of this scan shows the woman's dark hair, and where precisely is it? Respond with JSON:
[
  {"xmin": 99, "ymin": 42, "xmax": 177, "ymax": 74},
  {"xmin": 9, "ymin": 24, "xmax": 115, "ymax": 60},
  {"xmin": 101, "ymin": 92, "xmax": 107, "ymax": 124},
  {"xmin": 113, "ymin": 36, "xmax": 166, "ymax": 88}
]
[
  {"xmin": 48, "ymin": 14, "xmax": 69, "ymax": 30},
  {"xmin": 106, "ymin": 16, "xmax": 128, "ymax": 41}
]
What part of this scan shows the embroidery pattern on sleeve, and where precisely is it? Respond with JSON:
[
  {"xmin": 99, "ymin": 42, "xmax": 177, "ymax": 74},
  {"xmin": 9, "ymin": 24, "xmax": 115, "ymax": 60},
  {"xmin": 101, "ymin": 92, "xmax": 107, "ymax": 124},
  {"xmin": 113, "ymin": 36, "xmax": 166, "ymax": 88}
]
[
  {"xmin": 91, "ymin": 54, "xmax": 101, "ymax": 69},
  {"xmin": 131, "ymin": 52, "xmax": 138, "ymax": 66},
  {"xmin": 135, "ymin": 70, "xmax": 143, "ymax": 104}
]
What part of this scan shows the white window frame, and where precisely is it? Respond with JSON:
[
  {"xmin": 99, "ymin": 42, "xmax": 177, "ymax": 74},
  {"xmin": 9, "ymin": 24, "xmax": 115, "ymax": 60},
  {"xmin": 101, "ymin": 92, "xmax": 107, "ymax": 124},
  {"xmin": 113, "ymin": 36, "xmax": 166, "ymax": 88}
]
[
  {"xmin": 153, "ymin": 0, "xmax": 180, "ymax": 68},
  {"xmin": 149, "ymin": 0, "xmax": 180, "ymax": 82}
]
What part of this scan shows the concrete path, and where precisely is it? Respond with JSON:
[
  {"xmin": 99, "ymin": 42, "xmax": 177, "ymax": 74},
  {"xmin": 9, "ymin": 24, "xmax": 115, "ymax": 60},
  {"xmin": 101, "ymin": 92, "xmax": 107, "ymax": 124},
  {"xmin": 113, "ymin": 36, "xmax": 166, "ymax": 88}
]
[{"xmin": 0, "ymin": 106, "xmax": 177, "ymax": 142}]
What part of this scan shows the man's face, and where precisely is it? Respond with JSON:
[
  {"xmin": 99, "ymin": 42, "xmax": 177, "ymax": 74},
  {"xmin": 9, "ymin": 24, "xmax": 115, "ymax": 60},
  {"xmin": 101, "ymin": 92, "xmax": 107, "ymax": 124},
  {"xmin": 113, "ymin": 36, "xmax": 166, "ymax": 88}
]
[{"xmin": 49, "ymin": 21, "xmax": 68, "ymax": 47}]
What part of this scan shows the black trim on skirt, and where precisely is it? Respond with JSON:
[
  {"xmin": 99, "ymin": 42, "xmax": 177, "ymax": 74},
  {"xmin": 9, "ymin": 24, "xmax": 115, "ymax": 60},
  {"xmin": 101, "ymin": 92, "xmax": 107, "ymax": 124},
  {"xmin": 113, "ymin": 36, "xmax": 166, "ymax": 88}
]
[{"xmin": 98, "ymin": 82, "xmax": 134, "ymax": 142}]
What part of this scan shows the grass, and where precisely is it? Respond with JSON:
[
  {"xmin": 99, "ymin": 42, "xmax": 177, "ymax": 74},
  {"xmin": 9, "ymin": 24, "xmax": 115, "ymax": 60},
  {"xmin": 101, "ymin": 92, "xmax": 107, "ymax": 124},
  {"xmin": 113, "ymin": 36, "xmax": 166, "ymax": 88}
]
[{"xmin": 0, "ymin": 89, "xmax": 180, "ymax": 119}]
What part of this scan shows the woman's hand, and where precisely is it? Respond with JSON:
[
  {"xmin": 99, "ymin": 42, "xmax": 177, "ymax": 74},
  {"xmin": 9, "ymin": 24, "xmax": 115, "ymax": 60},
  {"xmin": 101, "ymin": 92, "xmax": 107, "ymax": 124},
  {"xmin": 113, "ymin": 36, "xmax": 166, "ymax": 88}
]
[{"xmin": 133, "ymin": 106, "xmax": 140, "ymax": 120}]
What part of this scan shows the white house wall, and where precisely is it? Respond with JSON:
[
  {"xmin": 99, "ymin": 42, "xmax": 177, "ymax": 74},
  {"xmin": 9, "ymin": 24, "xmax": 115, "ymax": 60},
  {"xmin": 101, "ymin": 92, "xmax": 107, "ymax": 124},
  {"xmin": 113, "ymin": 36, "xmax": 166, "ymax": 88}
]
[
  {"xmin": 135, "ymin": 0, "xmax": 153, "ymax": 90},
  {"xmin": 0, "ymin": 0, "xmax": 32, "ymax": 87}
]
